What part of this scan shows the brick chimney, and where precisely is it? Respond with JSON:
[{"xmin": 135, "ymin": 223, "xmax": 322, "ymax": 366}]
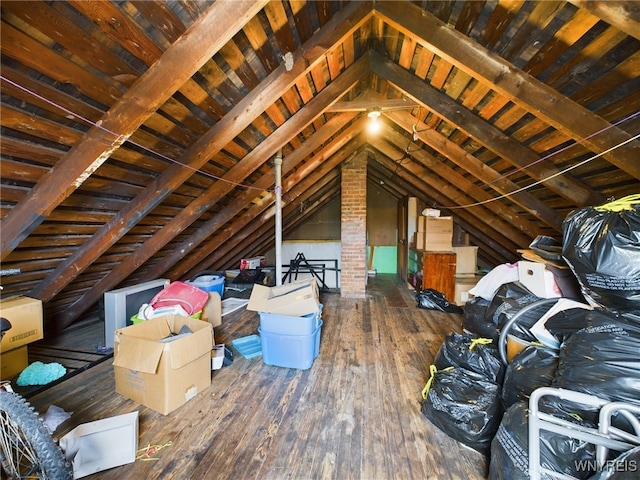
[{"xmin": 340, "ymin": 150, "xmax": 367, "ymax": 298}]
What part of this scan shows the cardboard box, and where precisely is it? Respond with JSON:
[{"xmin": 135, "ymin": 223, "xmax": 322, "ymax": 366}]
[
  {"xmin": 518, "ymin": 261, "xmax": 561, "ymax": 298},
  {"xmin": 240, "ymin": 256, "xmax": 264, "ymax": 270},
  {"xmin": 454, "ymin": 276, "xmax": 481, "ymax": 305},
  {"xmin": 420, "ymin": 217, "xmax": 453, "ymax": 251},
  {"xmin": 424, "ymin": 216, "xmax": 453, "ymax": 234},
  {"xmin": 113, "ymin": 315, "xmax": 213, "ymax": 415},
  {"xmin": 0, "ymin": 345, "xmax": 28, "ymax": 379},
  {"xmin": 60, "ymin": 411, "xmax": 138, "ymax": 478},
  {"xmin": 453, "ymin": 246, "xmax": 479, "ymax": 275},
  {"xmin": 0, "ymin": 296, "xmax": 44, "ymax": 352},
  {"xmin": 424, "ymin": 235, "xmax": 453, "ymax": 252},
  {"xmin": 414, "ymin": 231, "xmax": 452, "ymax": 252},
  {"xmin": 247, "ymin": 278, "xmax": 319, "ymax": 317},
  {"xmin": 201, "ymin": 292, "xmax": 222, "ymax": 328}
]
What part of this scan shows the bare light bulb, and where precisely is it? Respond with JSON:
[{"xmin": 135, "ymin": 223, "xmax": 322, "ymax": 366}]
[{"xmin": 367, "ymin": 110, "xmax": 382, "ymax": 135}]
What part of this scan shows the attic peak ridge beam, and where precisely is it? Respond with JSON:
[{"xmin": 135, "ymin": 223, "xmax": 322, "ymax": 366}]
[
  {"xmin": 374, "ymin": 1, "xmax": 640, "ymax": 181},
  {"xmin": 0, "ymin": 0, "xmax": 269, "ymax": 261}
]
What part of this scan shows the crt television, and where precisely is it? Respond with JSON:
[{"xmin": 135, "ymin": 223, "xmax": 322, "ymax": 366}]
[{"xmin": 103, "ymin": 278, "xmax": 169, "ymax": 348}]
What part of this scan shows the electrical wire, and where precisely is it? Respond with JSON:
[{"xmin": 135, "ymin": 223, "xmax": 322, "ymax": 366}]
[
  {"xmin": 0, "ymin": 75, "xmax": 268, "ymax": 192},
  {"xmin": 2, "ymin": 74, "xmax": 638, "ymax": 204},
  {"xmin": 440, "ymin": 132, "xmax": 640, "ymax": 210},
  {"xmin": 485, "ymin": 110, "xmax": 640, "ymax": 185}
]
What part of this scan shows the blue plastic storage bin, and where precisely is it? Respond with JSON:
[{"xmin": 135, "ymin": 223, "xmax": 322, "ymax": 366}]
[
  {"xmin": 188, "ymin": 274, "xmax": 225, "ymax": 297},
  {"xmin": 258, "ymin": 320, "xmax": 322, "ymax": 370},
  {"xmin": 258, "ymin": 304, "xmax": 323, "ymax": 335}
]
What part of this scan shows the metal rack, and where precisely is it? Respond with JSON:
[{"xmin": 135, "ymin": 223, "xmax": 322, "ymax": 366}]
[
  {"xmin": 281, "ymin": 252, "xmax": 339, "ymax": 290},
  {"xmin": 528, "ymin": 387, "xmax": 640, "ymax": 480}
]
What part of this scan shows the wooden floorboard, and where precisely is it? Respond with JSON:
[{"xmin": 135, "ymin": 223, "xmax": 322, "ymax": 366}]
[{"xmin": 26, "ymin": 274, "xmax": 488, "ymax": 479}]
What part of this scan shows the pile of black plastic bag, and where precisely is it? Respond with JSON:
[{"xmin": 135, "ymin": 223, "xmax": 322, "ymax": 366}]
[{"xmin": 419, "ymin": 195, "xmax": 640, "ymax": 479}]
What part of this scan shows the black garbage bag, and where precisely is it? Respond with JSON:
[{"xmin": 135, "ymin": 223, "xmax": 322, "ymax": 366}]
[
  {"xmin": 589, "ymin": 445, "xmax": 640, "ymax": 479},
  {"xmin": 232, "ymin": 268, "xmax": 266, "ymax": 285},
  {"xmin": 542, "ymin": 309, "xmax": 640, "ymax": 425},
  {"xmin": 416, "ymin": 288, "xmax": 463, "ymax": 313},
  {"xmin": 485, "ymin": 282, "xmax": 540, "ymax": 341},
  {"xmin": 501, "ymin": 344, "xmax": 558, "ymax": 409},
  {"xmin": 545, "ymin": 307, "xmax": 640, "ymax": 343},
  {"xmin": 434, "ymin": 332, "xmax": 505, "ymax": 384},
  {"xmin": 488, "ymin": 402, "xmax": 596, "ymax": 480},
  {"xmin": 562, "ymin": 195, "xmax": 640, "ymax": 312},
  {"xmin": 463, "ymin": 296, "xmax": 497, "ymax": 340},
  {"xmin": 421, "ymin": 366, "xmax": 502, "ymax": 455}
]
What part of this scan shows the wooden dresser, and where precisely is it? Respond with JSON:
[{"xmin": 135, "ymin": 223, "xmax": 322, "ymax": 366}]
[{"xmin": 409, "ymin": 249, "xmax": 457, "ymax": 302}]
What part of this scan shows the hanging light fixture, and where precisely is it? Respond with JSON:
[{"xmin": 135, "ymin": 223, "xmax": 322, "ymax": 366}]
[{"xmin": 367, "ymin": 110, "xmax": 382, "ymax": 134}]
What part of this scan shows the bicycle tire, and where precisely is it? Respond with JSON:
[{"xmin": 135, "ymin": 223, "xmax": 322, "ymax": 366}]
[{"xmin": 0, "ymin": 391, "xmax": 73, "ymax": 480}]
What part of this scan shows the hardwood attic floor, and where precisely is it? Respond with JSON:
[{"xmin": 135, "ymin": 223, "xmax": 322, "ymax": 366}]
[{"xmin": 27, "ymin": 274, "xmax": 488, "ymax": 479}]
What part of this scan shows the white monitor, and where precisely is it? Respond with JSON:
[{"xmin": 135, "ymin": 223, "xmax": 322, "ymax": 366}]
[{"xmin": 103, "ymin": 278, "xmax": 169, "ymax": 348}]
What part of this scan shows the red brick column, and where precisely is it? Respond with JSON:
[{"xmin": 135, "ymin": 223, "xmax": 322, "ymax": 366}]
[{"xmin": 340, "ymin": 151, "xmax": 367, "ymax": 298}]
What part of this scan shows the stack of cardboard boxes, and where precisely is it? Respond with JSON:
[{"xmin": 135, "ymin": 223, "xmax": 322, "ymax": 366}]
[
  {"xmin": 407, "ymin": 197, "xmax": 481, "ymax": 305},
  {"xmin": 411, "ymin": 215, "xmax": 457, "ymax": 301},
  {"xmin": 414, "ymin": 216, "xmax": 454, "ymax": 252},
  {"xmin": 0, "ymin": 296, "xmax": 44, "ymax": 380}
]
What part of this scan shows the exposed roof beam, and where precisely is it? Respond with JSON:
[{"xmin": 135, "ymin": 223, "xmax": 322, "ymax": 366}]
[
  {"xmin": 0, "ymin": 0, "xmax": 269, "ymax": 260},
  {"xmin": 371, "ymin": 112, "xmax": 565, "ymax": 231},
  {"xmin": 27, "ymin": 1, "xmax": 374, "ymax": 305},
  {"xmin": 156, "ymin": 115, "xmax": 364, "ymax": 280},
  {"xmin": 376, "ymin": 126, "xmax": 540, "ymax": 241},
  {"xmin": 374, "ymin": 1, "xmax": 640, "ymax": 180},
  {"xmin": 568, "ymin": 0, "xmax": 640, "ymax": 40},
  {"xmin": 56, "ymin": 58, "xmax": 369, "ymax": 329},
  {"xmin": 370, "ymin": 52, "xmax": 605, "ymax": 207},
  {"xmin": 327, "ymin": 98, "xmax": 419, "ymax": 112}
]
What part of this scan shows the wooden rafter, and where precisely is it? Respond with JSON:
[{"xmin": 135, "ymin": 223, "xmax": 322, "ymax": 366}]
[
  {"xmin": 57, "ymin": 57, "xmax": 369, "ymax": 329},
  {"xmin": 0, "ymin": 0, "xmax": 270, "ymax": 260},
  {"xmin": 374, "ymin": 1, "xmax": 640, "ymax": 180},
  {"xmin": 568, "ymin": 0, "xmax": 640, "ymax": 40},
  {"xmin": 27, "ymin": 1, "xmax": 373, "ymax": 306},
  {"xmin": 370, "ymin": 53, "xmax": 605, "ymax": 207}
]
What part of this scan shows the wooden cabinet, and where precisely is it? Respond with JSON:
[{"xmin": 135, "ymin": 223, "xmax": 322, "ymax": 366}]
[{"xmin": 409, "ymin": 249, "xmax": 457, "ymax": 302}]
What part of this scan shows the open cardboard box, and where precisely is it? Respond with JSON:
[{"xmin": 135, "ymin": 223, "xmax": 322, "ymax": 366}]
[
  {"xmin": 60, "ymin": 411, "xmax": 138, "ymax": 479},
  {"xmin": 113, "ymin": 314, "xmax": 213, "ymax": 415},
  {"xmin": 247, "ymin": 278, "xmax": 319, "ymax": 317}
]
